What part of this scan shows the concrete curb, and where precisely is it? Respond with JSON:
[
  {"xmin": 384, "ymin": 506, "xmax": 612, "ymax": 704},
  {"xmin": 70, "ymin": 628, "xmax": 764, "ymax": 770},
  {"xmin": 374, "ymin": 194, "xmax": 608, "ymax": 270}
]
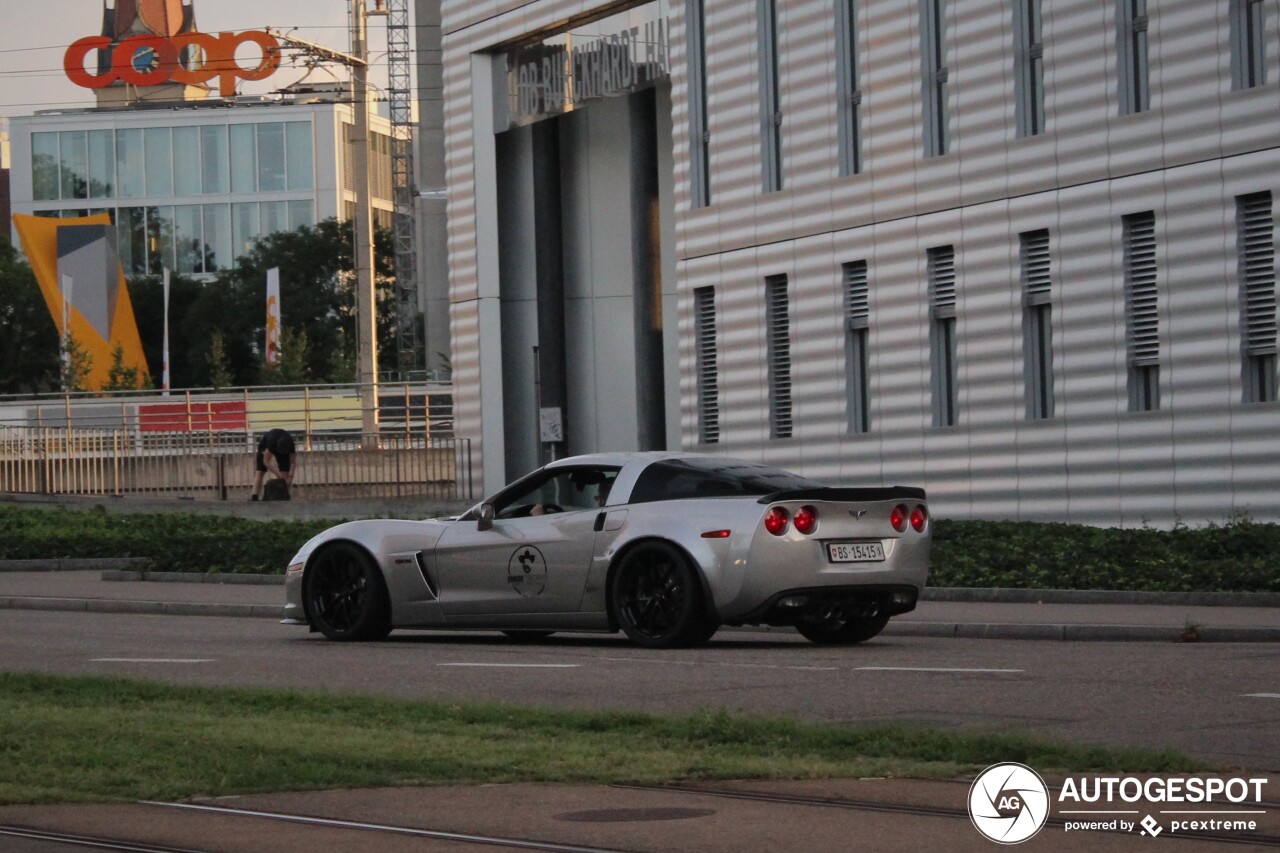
[
  {"xmin": 0, "ymin": 596, "xmax": 281, "ymax": 619},
  {"xmin": 922, "ymin": 587, "xmax": 1280, "ymax": 608},
  {"xmin": 885, "ymin": 621, "xmax": 1280, "ymax": 643},
  {"xmin": 99, "ymin": 570, "xmax": 283, "ymax": 585}
]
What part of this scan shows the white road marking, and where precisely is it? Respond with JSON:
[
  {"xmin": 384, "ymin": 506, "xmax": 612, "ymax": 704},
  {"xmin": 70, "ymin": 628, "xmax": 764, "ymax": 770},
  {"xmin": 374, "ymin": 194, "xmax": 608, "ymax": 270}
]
[
  {"xmin": 1244, "ymin": 693, "xmax": 1280, "ymax": 699},
  {"xmin": 91, "ymin": 658, "xmax": 214, "ymax": 664},
  {"xmin": 601, "ymin": 656, "xmax": 838, "ymax": 672},
  {"xmin": 855, "ymin": 666, "xmax": 1023, "ymax": 674},
  {"xmin": 438, "ymin": 663, "xmax": 579, "ymax": 668}
]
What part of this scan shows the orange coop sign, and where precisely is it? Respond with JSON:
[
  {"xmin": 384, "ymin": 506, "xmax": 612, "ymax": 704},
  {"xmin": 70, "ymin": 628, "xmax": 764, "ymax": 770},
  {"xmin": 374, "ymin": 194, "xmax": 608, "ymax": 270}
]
[{"xmin": 64, "ymin": 30, "xmax": 281, "ymax": 98}]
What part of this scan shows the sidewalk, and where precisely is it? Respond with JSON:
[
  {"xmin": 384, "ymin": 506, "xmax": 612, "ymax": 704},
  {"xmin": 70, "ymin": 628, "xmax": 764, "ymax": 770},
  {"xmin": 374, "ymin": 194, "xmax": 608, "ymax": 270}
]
[{"xmin": 1, "ymin": 568, "xmax": 1278, "ymax": 642}]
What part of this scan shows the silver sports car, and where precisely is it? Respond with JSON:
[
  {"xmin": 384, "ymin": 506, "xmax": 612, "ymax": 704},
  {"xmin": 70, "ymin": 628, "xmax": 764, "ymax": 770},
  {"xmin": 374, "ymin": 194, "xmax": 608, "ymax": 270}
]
[{"xmin": 282, "ymin": 452, "xmax": 930, "ymax": 648}]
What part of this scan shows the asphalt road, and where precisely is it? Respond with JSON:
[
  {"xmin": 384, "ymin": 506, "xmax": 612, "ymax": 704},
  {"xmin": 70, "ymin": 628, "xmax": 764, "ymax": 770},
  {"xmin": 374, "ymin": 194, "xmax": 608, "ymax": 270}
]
[{"xmin": 2, "ymin": 609, "xmax": 1277, "ymax": 771}]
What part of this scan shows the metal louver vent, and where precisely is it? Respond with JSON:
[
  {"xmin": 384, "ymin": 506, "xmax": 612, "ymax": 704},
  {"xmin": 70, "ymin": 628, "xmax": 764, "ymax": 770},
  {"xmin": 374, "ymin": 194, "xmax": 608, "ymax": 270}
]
[
  {"xmin": 929, "ymin": 246, "xmax": 956, "ymax": 318},
  {"xmin": 766, "ymin": 275, "xmax": 792, "ymax": 439},
  {"xmin": 694, "ymin": 287, "xmax": 719, "ymax": 443},
  {"xmin": 1124, "ymin": 212, "xmax": 1159, "ymax": 366},
  {"xmin": 1240, "ymin": 192, "xmax": 1276, "ymax": 355},
  {"xmin": 844, "ymin": 261, "xmax": 869, "ymax": 330},
  {"xmin": 1022, "ymin": 229, "xmax": 1051, "ymax": 306}
]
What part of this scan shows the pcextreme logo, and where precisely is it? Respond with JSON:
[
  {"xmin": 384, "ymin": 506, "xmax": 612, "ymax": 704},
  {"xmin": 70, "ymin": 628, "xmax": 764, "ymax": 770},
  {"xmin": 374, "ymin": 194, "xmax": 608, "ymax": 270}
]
[
  {"xmin": 967, "ymin": 764, "xmax": 1272, "ymax": 845},
  {"xmin": 64, "ymin": 31, "xmax": 280, "ymax": 97}
]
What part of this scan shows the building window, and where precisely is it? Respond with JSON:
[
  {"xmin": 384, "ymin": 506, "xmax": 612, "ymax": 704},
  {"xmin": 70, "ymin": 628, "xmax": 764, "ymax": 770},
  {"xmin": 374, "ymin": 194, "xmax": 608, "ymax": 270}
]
[
  {"xmin": 1231, "ymin": 0, "xmax": 1267, "ymax": 90},
  {"xmin": 1021, "ymin": 230, "xmax": 1054, "ymax": 419},
  {"xmin": 928, "ymin": 246, "xmax": 958, "ymax": 426},
  {"xmin": 766, "ymin": 275, "xmax": 793, "ymax": 438},
  {"xmin": 758, "ymin": 0, "xmax": 783, "ymax": 192},
  {"xmin": 834, "ymin": 0, "xmax": 862, "ymax": 176},
  {"xmin": 687, "ymin": 0, "xmax": 711, "ymax": 207},
  {"xmin": 1014, "ymin": 0, "xmax": 1044, "ymax": 137},
  {"xmin": 1239, "ymin": 192, "xmax": 1277, "ymax": 403},
  {"xmin": 694, "ymin": 287, "xmax": 720, "ymax": 443},
  {"xmin": 1123, "ymin": 211, "xmax": 1160, "ymax": 411},
  {"xmin": 1118, "ymin": 0, "xmax": 1150, "ymax": 115},
  {"xmin": 843, "ymin": 261, "xmax": 871, "ymax": 433},
  {"xmin": 920, "ymin": 0, "xmax": 948, "ymax": 157}
]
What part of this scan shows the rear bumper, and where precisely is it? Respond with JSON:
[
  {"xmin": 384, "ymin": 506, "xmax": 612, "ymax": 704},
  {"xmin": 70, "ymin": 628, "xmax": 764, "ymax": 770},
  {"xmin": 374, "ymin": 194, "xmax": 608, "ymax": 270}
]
[{"xmin": 727, "ymin": 584, "xmax": 919, "ymax": 627}]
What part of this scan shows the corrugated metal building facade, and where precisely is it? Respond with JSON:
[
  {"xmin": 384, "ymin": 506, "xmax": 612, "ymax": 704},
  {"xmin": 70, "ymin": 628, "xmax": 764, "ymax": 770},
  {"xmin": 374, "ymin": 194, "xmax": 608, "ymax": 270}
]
[{"xmin": 441, "ymin": 0, "xmax": 1280, "ymax": 526}]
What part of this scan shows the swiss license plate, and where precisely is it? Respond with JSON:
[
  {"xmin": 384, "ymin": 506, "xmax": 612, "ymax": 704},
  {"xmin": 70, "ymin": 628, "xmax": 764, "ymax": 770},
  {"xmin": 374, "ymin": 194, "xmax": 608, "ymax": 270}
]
[{"xmin": 826, "ymin": 541, "xmax": 886, "ymax": 563}]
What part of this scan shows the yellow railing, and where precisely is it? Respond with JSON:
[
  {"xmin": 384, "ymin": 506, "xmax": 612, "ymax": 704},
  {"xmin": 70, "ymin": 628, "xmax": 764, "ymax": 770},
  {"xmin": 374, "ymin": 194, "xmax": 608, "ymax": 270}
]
[{"xmin": 0, "ymin": 383, "xmax": 473, "ymax": 502}]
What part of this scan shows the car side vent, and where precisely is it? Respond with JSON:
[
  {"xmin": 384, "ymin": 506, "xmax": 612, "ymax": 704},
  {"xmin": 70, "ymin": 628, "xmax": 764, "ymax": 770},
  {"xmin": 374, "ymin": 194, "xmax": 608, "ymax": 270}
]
[{"xmin": 415, "ymin": 551, "xmax": 438, "ymax": 599}]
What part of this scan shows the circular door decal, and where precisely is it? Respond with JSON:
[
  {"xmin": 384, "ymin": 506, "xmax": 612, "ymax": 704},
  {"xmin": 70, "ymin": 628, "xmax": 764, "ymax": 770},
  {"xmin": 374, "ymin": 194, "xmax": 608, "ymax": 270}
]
[{"xmin": 507, "ymin": 546, "xmax": 548, "ymax": 597}]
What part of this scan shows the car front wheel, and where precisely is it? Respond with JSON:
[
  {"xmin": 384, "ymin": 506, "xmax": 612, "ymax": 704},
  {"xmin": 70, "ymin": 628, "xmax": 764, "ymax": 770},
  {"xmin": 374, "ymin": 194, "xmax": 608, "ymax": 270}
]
[
  {"xmin": 611, "ymin": 541, "xmax": 710, "ymax": 649},
  {"xmin": 303, "ymin": 543, "xmax": 392, "ymax": 641}
]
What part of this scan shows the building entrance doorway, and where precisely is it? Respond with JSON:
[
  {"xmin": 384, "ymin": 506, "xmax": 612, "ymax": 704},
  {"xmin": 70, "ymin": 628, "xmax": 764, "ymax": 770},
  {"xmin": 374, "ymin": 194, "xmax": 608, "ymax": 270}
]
[{"xmin": 494, "ymin": 84, "xmax": 676, "ymax": 479}]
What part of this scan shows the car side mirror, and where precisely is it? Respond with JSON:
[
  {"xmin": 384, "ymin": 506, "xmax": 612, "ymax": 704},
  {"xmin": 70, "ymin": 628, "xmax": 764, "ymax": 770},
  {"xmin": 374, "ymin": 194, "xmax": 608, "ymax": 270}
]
[{"xmin": 477, "ymin": 503, "xmax": 495, "ymax": 531}]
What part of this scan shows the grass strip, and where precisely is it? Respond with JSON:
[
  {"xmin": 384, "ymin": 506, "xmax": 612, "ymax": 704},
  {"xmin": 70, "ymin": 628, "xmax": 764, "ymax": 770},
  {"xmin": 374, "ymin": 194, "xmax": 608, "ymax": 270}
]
[{"xmin": 0, "ymin": 672, "xmax": 1200, "ymax": 805}]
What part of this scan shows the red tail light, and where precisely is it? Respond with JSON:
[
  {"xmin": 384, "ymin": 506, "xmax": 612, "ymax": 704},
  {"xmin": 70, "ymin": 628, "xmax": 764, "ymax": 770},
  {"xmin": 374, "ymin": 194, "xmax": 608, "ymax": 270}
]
[
  {"xmin": 889, "ymin": 504, "xmax": 908, "ymax": 533},
  {"xmin": 764, "ymin": 506, "xmax": 790, "ymax": 536},
  {"xmin": 910, "ymin": 505, "xmax": 928, "ymax": 533},
  {"xmin": 793, "ymin": 505, "xmax": 818, "ymax": 535}
]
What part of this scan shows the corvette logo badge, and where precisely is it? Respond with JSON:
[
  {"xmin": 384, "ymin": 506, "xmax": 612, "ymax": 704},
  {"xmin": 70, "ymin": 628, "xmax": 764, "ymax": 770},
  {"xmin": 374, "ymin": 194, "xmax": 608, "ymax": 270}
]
[{"xmin": 848, "ymin": 508, "xmax": 868, "ymax": 519}]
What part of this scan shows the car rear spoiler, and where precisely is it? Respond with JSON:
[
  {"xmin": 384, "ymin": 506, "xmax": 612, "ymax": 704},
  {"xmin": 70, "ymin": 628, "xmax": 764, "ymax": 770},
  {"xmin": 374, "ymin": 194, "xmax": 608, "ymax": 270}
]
[{"xmin": 757, "ymin": 486, "xmax": 927, "ymax": 504}]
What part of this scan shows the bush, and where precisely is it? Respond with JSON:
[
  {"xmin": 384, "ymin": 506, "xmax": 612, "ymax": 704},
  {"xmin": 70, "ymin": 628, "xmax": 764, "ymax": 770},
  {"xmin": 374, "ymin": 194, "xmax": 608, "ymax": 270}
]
[
  {"xmin": 0, "ymin": 506, "xmax": 332, "ymax": 574},
  {"xmin": 2, "ymin": 505, "xmax": 1278, "ymax": 591},
  {"xmin": 930, "ymin": 517, "xmax": 1280, "ymax": 592}
]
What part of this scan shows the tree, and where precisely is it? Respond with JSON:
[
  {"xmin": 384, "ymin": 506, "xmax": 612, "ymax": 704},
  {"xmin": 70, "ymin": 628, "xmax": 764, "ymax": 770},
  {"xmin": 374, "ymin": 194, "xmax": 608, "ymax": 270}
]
[
  {"xmin": 105, "ymin": 345, "xmax": 147, "ymax": 391},
  {"xmin": 259, "ymin": 327, "xmax": 313, "ymax": 386},
  {"xmin": 220, "ymin": 217, "xmax": 399, "ymax": 385},
  {"xmin": 0, "ymin": 236, "xmax": 60, "ymax": 394},
  {"xmin": 206, "ymin": 331, "xmax": 234, "ymax": 390},
  {"xmin": 60, "ymin": 334, "xmax": 94, "ymax": 393}
]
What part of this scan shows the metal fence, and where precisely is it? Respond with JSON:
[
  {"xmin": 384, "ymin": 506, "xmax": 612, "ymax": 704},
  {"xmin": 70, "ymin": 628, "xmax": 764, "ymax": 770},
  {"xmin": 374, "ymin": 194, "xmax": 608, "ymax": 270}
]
[{"xmin": 0, "ymin": 383, "xmax": 474, "ymax": 502}]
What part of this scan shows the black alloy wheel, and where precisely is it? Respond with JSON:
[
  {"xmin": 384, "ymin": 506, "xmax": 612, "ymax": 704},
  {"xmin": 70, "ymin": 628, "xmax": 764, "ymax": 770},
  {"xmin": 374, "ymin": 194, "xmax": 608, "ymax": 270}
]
[
  {"xmin": 795, "ymin": 612, "xmax": 890, "ymax": 645},
  {"xmin": 303, "ymin": 542, "xmax": 392, "ymax": 641},
  {"xmin": 611, "ymin": 541, "xmax": 711, "ymax": 648}
]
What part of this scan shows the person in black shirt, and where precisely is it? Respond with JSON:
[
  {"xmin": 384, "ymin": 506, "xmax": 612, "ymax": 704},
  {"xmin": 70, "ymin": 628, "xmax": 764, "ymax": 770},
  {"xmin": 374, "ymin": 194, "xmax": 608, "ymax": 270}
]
[{"xmin": 252, "ymin": 428, "xmax": 297, "ymax": 500}]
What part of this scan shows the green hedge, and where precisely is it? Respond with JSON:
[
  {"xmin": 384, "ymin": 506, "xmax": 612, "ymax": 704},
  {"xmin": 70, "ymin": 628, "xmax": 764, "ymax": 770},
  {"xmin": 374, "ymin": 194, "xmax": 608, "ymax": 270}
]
[
  {"xmin": 2, "ymin": 505, "xmax": 1278, "ymax": 591},
  {"xmin": 930, "ymin": 518, "xmax": 1280, "ymax": 592},
  {"xmin": 0, "ymin": 506, "xmax": 332, "ymax": 574}
]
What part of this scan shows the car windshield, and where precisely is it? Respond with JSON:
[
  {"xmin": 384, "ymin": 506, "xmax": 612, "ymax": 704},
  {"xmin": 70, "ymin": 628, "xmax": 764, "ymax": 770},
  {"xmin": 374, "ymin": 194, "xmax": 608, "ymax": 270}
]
[{"xmin": 628, "ymin": 458, "xmax": 821, "ymax": 504}]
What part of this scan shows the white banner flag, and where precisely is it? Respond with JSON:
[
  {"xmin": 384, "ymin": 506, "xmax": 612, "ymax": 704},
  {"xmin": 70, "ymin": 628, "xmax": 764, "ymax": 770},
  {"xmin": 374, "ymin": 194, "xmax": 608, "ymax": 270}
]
[{"xmin": 265, "ymin": 267, "xmax": 281, "ymax": 366}]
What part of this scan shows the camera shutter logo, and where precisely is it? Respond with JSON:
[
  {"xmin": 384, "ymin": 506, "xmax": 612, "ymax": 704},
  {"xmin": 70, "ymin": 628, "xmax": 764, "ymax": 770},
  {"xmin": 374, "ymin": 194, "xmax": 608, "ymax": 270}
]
[{"xmin": 969, "ymin": 763, "xmax": 1051, "ymax": 844}]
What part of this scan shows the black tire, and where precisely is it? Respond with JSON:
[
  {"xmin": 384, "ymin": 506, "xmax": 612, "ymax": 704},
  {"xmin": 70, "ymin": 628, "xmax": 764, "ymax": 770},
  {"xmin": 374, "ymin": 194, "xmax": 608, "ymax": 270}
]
[
  {"xmin": 610, "ymin": 541, "xmax": 709, "ymax": 649},
  {"xmin": 795, "ymin": 613, "xmax": 890, "ymax": 645},
  {"xmin": 500, "ymin": 630, "xmax": 556, "ymax": 641},
  {"xmin": 303, "ymin": 543, "xmax": 392, "ymax": 641}
]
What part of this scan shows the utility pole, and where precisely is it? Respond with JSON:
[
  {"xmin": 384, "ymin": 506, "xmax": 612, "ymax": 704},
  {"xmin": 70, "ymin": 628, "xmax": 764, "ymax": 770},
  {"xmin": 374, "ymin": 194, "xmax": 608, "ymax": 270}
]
[
  {"xmin": 269, "ymin": 3, "xmax": 382, "ymax": 444},
  {"xmin": 352, "ymin": 0, "xmax": 379, "ymax": 446}
]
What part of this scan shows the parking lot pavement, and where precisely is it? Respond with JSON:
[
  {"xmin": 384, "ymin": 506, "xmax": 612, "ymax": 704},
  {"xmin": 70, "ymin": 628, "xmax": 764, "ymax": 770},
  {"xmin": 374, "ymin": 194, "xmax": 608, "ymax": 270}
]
[{"xmin": 1, "ymin": 569, "xmax": 1278, "ymax": 642}]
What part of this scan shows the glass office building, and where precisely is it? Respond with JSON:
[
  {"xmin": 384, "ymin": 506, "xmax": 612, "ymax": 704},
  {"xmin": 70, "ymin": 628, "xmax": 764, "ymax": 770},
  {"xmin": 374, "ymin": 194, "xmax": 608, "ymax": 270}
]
[{"xmin": 10, "ymin": 99, "xmax": 396, "ymax": 278}]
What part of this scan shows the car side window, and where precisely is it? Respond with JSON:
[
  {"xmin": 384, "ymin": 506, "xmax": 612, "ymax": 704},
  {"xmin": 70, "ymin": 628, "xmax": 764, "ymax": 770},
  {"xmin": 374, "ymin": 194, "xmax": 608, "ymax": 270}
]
[{"xmin": 493, "ymin": 467, "xmax": 620, "ymax": 518}]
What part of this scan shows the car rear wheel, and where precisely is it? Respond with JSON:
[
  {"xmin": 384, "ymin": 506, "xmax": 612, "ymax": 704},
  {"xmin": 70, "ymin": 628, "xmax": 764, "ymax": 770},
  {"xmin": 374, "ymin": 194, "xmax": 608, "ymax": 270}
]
[
  {"xmin": 796, "ymin": 612, "xmax": 890, "ymax": 645},
  {"xmin": 611, "ymin": 541, "xmax": 709, "ymax": 649},
  {"xmin": 303, "ymin": 543, "xmax": 392, "ymax": 641}
]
